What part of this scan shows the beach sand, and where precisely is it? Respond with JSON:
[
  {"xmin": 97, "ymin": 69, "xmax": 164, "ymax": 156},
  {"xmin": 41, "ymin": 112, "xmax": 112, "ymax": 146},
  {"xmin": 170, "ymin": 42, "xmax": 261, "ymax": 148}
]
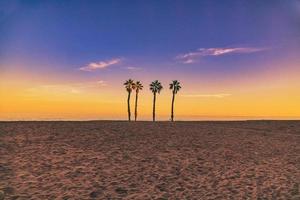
[{"xmin": 0, "ymin": 121, "xmax": 299, "ymax": 199}]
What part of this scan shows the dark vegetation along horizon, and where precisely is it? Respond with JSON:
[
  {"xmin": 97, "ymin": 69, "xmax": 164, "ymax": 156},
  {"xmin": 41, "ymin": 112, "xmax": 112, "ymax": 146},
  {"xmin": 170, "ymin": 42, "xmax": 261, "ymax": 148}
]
[{"xmin": 124, "ymin": 79, "xmax": 181, "ymax": 122}]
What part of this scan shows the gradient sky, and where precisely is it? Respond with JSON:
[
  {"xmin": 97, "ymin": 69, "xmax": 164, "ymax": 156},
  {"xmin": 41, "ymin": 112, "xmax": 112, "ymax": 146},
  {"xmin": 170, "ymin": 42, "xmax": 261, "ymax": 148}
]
[{"xmin": 1, "ymin": 0, "xmax": 300, "ymax": 120}]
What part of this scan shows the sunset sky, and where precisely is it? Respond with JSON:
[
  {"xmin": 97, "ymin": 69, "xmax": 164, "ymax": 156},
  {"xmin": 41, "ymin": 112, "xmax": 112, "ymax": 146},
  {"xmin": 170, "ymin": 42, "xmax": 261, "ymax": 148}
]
[{"xmin": 1, "ymin": 0, "xmax": 300, "ymax": 120}]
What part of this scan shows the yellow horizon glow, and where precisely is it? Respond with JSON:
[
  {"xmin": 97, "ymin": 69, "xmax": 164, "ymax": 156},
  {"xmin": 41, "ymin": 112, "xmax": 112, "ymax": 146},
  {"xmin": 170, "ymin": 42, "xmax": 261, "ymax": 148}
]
[{"xmin": 1, "ymin": 62, "xmax": 300, "ymax": 121}]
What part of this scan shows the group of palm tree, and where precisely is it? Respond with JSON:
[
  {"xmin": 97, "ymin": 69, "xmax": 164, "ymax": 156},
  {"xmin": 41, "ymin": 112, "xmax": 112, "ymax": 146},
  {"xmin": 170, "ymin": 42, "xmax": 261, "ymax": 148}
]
[{"xmin": 124, "ymin": 79, "xmax": 181, "ymax": 122}]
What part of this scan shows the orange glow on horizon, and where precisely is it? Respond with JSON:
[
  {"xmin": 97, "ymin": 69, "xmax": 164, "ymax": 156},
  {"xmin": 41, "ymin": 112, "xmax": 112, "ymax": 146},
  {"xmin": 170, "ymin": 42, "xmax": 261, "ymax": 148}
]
[{"xmin": 1, "ymin": 62, "xmax": 300, "ymax": 121}]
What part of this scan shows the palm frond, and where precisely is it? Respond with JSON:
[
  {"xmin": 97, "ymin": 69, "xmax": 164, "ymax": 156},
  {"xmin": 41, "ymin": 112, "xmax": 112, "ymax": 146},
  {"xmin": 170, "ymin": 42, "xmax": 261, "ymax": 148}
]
[
  {"xmin": 150, "ymin": 80, "xmax": 163, "ymax": 94},
  {"xmin": 124, "ymin": 79, "xmax": 134, "ymax": 92}
]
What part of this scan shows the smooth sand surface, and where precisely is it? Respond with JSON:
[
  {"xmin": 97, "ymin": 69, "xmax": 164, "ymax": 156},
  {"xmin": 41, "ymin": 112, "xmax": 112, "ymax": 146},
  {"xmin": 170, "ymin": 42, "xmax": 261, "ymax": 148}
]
[{"xmin": 0, "ymin": 121, "xmax": 299, "ymax": 199}]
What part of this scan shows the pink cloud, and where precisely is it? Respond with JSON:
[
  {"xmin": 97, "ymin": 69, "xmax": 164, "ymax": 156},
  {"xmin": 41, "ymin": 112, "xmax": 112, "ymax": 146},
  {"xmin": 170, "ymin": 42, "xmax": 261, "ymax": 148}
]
[
  {"xmin": 177, "ymin": 47, "xmax": 266, "ymax": 64},
  {"xmin": 80, "ymin": 58, "xmax": 121, "ymax": 71}
]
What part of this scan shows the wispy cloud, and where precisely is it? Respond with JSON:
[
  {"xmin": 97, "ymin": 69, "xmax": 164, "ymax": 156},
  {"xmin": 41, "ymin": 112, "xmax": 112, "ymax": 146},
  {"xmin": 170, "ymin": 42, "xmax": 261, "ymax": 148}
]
[
  {"xmin": 79, "ymin": 58, "xmax": 121, "ymax": 71},
  {"xmin": 124, "ymin": 66, "xmax": 142, "ymax": 71},
  {"xmin": 182, "ymin": 93, "xmax": 232, "ymax": 98},
  {"xmin": 177, "ymin": 47, "xmax": 266, "ymax": 64},
  {"xmin": 25, "ymin": 80, "xmax": 107, "ymax": 96},
  {"xmin": 94, "ymin": 80, "xmax": 107, "ymax": 86}
]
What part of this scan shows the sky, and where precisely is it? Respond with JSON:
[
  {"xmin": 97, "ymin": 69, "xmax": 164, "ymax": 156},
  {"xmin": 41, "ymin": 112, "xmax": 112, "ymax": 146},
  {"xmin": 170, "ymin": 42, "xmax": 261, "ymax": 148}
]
[{"xmin": 0, "ymin": 0, "xmax": 300, "ymax": 120}]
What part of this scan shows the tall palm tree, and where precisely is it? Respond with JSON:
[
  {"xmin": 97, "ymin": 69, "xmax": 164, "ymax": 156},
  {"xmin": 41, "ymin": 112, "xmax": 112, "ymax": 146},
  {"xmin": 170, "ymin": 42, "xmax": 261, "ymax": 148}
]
[
  {"xmin": 132, "ymin": 81, "xmax": 143, "ymax": 121},
  {"xmin": 124, "ymin": 79, "xmax": 134, "ymax": 121},
  {"xmin": 169, "ymin": 80, "xmax": 181, "ymax": 122},
  {"xmin": 150, "ymin": 80, "xmax": 163, "ymax": 122}
]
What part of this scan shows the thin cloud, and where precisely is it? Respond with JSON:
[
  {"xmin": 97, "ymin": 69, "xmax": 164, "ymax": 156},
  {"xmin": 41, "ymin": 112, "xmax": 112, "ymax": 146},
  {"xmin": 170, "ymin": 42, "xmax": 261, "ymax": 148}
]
[
  {"xmin": 177, "ymin": 47, "xmax": 266, "ymax": 64},
  {"xmin": 25, "ymin": 80, "xmax": 107, "ymax": 95},
  {"xmin": 182, "ymin": 93, "xmax": 232, "ymax": 98},
  {"xmin": 95, "ymin": 80, "xmax": 107, "ymax": 86},
  {"xmin": 125, "ymin": 66, "xmax": 142, "ymax": 71},
  {"xmin": 79, "ymin": 58, "xmax": 121, "ymax": 71}
]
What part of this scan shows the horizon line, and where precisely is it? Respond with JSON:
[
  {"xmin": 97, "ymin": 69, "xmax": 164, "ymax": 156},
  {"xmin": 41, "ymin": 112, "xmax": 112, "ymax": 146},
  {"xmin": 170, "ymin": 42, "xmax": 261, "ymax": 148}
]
[{"xmin": 1, "ymin": 118, "xmax": 300, "ymax": 122}]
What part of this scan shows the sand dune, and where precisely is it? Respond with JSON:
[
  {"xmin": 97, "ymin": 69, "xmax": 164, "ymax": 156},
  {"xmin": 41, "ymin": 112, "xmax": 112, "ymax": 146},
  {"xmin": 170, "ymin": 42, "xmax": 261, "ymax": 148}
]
[{"xmin": 0, "ymin": 121, "xmax": 299, "ymax": 199}]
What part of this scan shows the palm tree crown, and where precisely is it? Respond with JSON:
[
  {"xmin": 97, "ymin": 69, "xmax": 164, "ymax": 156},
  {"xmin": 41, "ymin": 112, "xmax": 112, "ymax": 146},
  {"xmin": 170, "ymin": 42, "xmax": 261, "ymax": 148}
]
[
  {"xmin": 132, "ymin": 81, "xmax": 143, "ymax": 93},
  {"xmin": 124, "ymin": 79, "xmax": 134, "ymax": 92},
  {"xmin": 169, "ymin": 80, "xmax": 181, "ymax": 94},
  {"xmin": 150, "ymin": 80, "xmax": 163, "ymax": 94}
]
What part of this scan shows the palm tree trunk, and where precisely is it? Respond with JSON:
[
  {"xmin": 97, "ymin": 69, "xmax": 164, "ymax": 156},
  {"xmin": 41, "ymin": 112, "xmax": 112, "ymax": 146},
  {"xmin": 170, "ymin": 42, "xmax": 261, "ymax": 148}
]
[
  {"xmin": 134, "ymin": 91, "xmax": 138, "ymax": 121},
  {"xmin": 153, "ymin": 92, "xmax": 156, "ymax": 122},
  {"xmin": 127, "ymin": 92, "xmax": 131, "ymax": 121},
  {"xmin": 171, "ymin": 91, "xmax": 175, "ymax": 122}
]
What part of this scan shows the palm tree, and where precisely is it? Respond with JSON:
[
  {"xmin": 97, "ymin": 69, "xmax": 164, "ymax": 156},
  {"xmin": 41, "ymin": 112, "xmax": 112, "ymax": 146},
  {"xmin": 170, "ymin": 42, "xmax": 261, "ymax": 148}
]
[
  {"xmin": 169, "ymin": 80, "xmax": 181, "ymax": 122},
  {"xmin": 132, "ymin": 81, "xmax": 143, "ymax": 121},
  {"xmin": 124, "ymin": 79, "xmax": 134, "ymax": 121},
  {"xmin": 150, "ymin": 80, "xmax": 163, "ymax": 122}
]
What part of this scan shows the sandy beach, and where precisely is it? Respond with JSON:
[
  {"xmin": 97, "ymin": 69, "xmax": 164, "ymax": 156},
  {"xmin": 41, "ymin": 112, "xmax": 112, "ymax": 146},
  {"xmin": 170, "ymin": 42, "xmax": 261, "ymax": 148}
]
[{"xmin": 0, "ymin": 121, "xmax": 299, "ymax": 199}]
